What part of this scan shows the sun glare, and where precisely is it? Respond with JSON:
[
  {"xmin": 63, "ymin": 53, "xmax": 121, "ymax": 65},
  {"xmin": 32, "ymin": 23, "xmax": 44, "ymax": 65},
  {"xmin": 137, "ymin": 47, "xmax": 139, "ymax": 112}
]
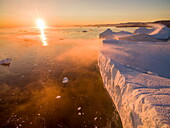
[
  {"xmin": 36, "ymin": 19, "xmax": 45, "ymax": 29},
  {"xmin": 36, "ymin": 19, "xmax": 48, "ymax": 46}
]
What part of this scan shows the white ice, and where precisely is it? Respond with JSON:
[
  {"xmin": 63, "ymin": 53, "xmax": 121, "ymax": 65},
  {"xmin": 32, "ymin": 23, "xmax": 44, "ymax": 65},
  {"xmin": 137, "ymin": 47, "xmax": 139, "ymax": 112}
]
[
  {"xmin": 62, "ymin": 77, "xmax": 69, "ymax": 83},
  {"xmin": 98, "ymin": 26, "xmax": 170, "ymax": 128}
]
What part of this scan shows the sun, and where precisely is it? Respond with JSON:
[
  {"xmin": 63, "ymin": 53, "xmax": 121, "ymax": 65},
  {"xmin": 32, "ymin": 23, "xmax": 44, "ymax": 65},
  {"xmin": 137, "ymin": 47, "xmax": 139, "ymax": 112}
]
[{"xmin": 36, "ymin": 19, "xmax": 45, "ymax": 29}]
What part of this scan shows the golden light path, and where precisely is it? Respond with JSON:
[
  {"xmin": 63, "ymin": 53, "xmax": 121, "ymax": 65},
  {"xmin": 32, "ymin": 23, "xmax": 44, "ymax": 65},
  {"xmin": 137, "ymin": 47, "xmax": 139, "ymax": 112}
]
[{"xmin": 36, "ymin": 19, "xmax": 48, "ymax": 46}]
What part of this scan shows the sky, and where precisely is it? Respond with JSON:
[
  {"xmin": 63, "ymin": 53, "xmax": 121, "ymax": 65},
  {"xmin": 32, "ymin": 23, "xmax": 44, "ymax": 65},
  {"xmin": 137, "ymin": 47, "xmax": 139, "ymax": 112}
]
[{"xmin": 0, "ymin": 0, "xmax": 170, "ymax": 27}]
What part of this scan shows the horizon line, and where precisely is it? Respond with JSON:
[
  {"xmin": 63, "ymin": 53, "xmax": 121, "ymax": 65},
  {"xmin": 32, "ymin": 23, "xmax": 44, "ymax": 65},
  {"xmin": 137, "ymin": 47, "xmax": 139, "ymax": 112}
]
[{"xmin": 0, "ymin": 20, "xmax": 170, "ymax": 28}]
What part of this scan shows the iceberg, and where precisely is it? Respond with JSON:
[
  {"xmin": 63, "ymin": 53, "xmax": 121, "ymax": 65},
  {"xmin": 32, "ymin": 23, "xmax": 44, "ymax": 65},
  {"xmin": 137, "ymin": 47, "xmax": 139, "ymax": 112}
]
[
  {"xmin": 99, "ymin": 29, "xmax": 132, "ymax": 39},
  {"xmin": 149, "ymin": 24, "xmax": 170, "ymax": 40},
  {"xmin": 99, "ymin": 28, "xmax": 115, "ymax": 38},
  {"xmin": 115, "ymin": 31, "xmax": 132, "ymax": 35},
  {"xmin": 62, "ymin": 77, "xmax": 69, "ymax": 83},
  {"xmin": 118, "ymin": 33, "xmax": 160, "ymax": 42},
  {"xmin": 99, "ymin": 52, "xmax": 170, "ymax": 128},
  {"xmin": 98, "ymin": 30, "xmax": 170, "ymax": 127},
  {"xmin": 100, "ymin": 23, "xmax": 170, "ymax": 41}
]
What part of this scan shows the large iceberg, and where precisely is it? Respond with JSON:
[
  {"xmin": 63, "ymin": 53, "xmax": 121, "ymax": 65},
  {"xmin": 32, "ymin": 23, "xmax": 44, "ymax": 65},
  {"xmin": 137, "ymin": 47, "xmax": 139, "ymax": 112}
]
[
  {"xmin": 98, "ymin": 26, "xmax": 170, "ymax": 128},
  {"xmin": 100, "ymin": 24, "xmax": 170, "ymax": 41},
  {"xmin": 98, "ymin": 40, "xmax": 170, "ymax": 128},
  {"xmin": 149, "ymin": 24, "xmax": 170, "ymax": 40}
]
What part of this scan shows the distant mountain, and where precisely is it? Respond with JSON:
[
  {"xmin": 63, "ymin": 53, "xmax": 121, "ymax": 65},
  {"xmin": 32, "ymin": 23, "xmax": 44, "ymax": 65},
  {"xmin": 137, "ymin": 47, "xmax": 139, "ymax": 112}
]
[
  {"xmin": 154, "ymin": 20, "xmax": 170, "ymax": 27},
  {"xmin": 77, "ymin": 20, "xmax": 170, "ymax": 28}
]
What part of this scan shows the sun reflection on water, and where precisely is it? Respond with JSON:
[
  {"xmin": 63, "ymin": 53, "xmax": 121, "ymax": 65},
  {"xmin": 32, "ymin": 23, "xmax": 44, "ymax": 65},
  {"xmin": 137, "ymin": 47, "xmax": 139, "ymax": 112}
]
[{"xmin": 36, "ymin": 19, "xmax": 48, "ymax": 46}]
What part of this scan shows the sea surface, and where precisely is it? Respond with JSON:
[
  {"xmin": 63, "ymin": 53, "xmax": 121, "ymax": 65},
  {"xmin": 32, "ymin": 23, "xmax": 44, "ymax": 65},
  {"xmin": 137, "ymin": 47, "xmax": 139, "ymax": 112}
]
[{"xmin": 0, "ymin": 26, "xmax": 136, "ymax": 128}]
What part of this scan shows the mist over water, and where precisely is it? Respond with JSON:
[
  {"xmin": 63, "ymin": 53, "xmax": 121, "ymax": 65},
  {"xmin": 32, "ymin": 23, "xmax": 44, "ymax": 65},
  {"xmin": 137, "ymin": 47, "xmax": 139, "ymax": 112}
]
[{"xmin": 0, "ymin": 27, "xmax": 134, "ymax": 128}]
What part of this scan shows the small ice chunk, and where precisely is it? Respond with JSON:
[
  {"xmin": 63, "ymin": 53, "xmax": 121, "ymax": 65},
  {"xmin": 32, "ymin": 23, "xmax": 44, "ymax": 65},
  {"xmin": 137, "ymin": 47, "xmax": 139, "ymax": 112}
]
[
  {"xmin": 48, "ymin": 70, "xmax": 52, "ymax": 72},
  {"xmin": 78, "ymin": 112, "xmax": 81, "ymax": 115},
  {"xmin": 99, "ymin": 28, "xmax": 114, "ymax": 38},
  {"xmin": 77, "ymin": 107, "xmax": 81, "ymax": 110},
  {"xmin": 62, "ymin": 77, "xmax": 69, "ymax": 83},
  {"xmin": 56, "ymin": 96, "xmax": 61, "ymax": 99},
  {"xmin": 0, "ymin": 58, "xmax": 12, "ymax": 65},
  {"xmin": 94, "ymin": 117, "xmax": 97, "ymax": 121},
  {"xmin": 19, "ymin": 124, "xmax": 22, "ymax": 126},
  {"xmin": 38, "ymin": 113, "xmax": 40, "ymax": 116}
]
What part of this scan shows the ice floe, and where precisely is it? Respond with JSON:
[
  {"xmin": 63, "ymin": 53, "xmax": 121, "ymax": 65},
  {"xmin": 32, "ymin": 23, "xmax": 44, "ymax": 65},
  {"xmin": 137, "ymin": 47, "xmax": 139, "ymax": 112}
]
[
  {"xmin": 0, "ymin": 58, "xmax": 12, "ymax": 65},
  {"xmin": 62, "ymin": 77, "xmax": 69, "ymax": 83},
  {"xmin": 56, "ymin": 96, "xmax": 61, "ymax": 99}
]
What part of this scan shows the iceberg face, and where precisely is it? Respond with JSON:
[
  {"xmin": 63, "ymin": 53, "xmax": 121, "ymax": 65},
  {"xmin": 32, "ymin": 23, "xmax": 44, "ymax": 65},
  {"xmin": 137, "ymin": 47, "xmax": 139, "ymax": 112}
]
[
  {"xmin": 134, "ymin": 27, "xmax": 154, "ymax": 34},
  {"xmin": 98, "ymin": 52, "xmax": 170, "ymax": 128},
  {"xmin": 99, "ymin": 28, "xmax": 115, "ymax": 38},
  {"xmin": 98, "ymin": 31, "xmax": 170, "ymax": 128}
]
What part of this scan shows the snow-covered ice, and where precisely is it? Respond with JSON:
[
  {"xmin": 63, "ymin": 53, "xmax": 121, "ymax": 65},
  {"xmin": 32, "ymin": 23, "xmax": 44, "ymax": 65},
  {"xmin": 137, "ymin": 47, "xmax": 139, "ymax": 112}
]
[
  {"xmin": 149, "ymin": 24, "xmax": 170, "ymax": 40},
  {"xmin": 100, "ymin": 24, "xmax": 170, "ymax": 41},
  {"xmin": 98, "ymin": 27, "xmax": 170, "ymax": 128}
]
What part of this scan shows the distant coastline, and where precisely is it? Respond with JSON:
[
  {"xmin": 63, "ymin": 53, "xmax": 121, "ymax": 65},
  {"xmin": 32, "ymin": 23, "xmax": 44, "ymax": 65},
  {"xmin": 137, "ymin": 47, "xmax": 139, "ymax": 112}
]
[
  {"xmin": 74, "ymin": 20, "xmax": 170, "ymax": 28},
  {"xmin": 1, "ymin": 20, "xmax": 170, "ymax": 28}
]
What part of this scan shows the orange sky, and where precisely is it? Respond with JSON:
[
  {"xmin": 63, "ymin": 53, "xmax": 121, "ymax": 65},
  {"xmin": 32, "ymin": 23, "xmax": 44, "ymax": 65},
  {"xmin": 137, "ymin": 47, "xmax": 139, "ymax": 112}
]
[{"xmin": 0, "ymin": 0, "xmax": 170, "ymax": 27}]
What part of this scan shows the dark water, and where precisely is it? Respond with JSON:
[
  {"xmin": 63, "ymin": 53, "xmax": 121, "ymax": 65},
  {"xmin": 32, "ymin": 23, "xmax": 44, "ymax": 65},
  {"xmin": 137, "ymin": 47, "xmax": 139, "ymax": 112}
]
[{"xmin": 0, "ymin": 27, "xmax": 128, "ymax": 128}]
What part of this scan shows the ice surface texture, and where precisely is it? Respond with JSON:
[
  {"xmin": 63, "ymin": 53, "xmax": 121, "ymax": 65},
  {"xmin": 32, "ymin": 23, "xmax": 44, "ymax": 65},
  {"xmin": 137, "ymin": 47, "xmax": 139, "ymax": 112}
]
[
  {"xmin": 98, "ymin": 26, "xmax": 170, "ymax": 127},
  {"xmin": 98, "ymin": 40, "xmax": 170, "ymax": 128}
]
